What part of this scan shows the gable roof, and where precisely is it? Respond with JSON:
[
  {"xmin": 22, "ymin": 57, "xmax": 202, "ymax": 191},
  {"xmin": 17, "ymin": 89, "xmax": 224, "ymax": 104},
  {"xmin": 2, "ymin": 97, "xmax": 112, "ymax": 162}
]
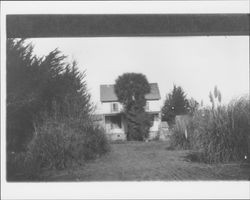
[{"xmin": 100, "ymin": 83, "xmax": 161, "ymax": 102}]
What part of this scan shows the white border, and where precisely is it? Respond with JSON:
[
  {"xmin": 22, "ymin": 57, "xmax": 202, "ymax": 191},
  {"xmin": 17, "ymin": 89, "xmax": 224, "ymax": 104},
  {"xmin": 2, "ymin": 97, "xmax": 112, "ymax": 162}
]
[
  {"xmin": 1, "ymin": 0, "xmax": 250, "ymax": 14},
  {"xmin": 1, "ymin": 1, "xmax": 250, "ymax": 199}
]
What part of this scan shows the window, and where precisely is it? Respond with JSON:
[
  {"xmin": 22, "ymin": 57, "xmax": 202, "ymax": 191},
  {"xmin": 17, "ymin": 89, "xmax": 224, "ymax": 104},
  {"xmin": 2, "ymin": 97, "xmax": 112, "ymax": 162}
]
[{"xmin": 111, "ymin": 103, "xmax": 119, "ymax": 112}]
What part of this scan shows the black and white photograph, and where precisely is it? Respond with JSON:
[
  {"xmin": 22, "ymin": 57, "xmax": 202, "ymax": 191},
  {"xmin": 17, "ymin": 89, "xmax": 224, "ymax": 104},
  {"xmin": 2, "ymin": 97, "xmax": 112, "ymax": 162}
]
[{"xmin": 1, "ymin": 0, "xmax": 250, "ymax": 199}]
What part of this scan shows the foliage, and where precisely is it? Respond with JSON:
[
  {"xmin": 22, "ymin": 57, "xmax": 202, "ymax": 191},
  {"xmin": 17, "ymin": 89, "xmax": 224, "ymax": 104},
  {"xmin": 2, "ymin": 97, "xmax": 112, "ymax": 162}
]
[
  {"xmin": 114, "ymin": 73, "xmax": 152, "ymax": 140},
  {"xmin": 168, "ymin": 115, "xmax": 191, "ymax": 150},
  {"xmin": 167, "ymin": 86, "xmax": 250, "ymax": 164},
  {"xmin": 7, "ymin": 114, "xmax": 109, "ymax": 180},
  {"xmin": 114, "ymin": 73, "xmax": 150, "ymax": 109},
  {"xmin": 187, "ymin": 98, "xmax": 199, "ymax": 115},
  {"xmin": 126, "ymin": 109, "xmax": 152, "ymax": 141},
  {"xmin": 6, "ymin": 39, "xmax": 109, "ymax": 180},
  {"xmin": 188, "ymin": 95, "xmax": 250, "ymax": 163},
  {"xmin": 7, "ymin": 39, "xmax": 92, "ymax": 152},
  {"xmin": 7, "ymin": 151, "xmax": 40, "ymax": 181},
  {"xmin": 161, "ymin": 85, "xmax": 189, "ymax": 126},
  {"xmin": 169, "ymin": 126, "xmax": 190, "ymax": 150}
]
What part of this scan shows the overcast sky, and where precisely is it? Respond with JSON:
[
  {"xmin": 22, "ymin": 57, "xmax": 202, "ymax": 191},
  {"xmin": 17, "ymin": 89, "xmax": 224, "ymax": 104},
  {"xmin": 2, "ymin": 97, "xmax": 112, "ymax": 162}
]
[{"xmin": 27, "ymin": 36, "xmax": 249, "ymax": 112}]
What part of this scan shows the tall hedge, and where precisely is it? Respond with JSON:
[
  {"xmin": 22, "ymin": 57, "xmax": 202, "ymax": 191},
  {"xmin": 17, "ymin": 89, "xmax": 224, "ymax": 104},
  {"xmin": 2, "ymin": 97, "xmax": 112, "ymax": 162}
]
[
  {"xmin": 7, "ymin": 39, "xmax": 92, "ymax": 152},
  {"xmin": 7, "ymin": 39, "xmax": 109, "ymax": 181}
]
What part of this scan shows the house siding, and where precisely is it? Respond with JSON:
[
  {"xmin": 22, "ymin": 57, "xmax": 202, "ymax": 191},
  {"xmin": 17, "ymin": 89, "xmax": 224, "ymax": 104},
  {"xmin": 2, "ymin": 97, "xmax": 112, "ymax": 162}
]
[
  {"xmin": 100, "ymin": 101, "xmax": 161, "ymax": 114},
  {"xmin": 100, "ymin": 102, "xmax": 123, "ymax": 114}
]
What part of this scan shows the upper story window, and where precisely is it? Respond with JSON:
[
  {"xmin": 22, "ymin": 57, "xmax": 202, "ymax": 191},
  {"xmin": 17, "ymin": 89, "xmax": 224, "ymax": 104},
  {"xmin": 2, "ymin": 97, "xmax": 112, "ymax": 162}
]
[
  {"xmin": 144, "ymin": 101, "xmax": 149, "ymax": 111},
  {"xmin": 111, "ymin": 103, "xmax": 119, "ymax": 112}
]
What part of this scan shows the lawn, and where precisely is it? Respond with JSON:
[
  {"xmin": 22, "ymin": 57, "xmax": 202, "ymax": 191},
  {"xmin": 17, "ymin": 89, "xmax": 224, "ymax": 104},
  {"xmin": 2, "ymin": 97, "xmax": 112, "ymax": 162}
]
[{"xmin": 41, "ymin": 141, "xmax": 250, "ymax": 181}]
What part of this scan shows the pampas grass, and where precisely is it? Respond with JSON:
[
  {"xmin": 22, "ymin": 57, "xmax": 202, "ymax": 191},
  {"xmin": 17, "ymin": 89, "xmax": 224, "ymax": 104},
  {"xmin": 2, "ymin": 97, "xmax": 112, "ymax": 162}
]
[
  {"xmin": 169, "ymin": 86, "xmax": 250, "ymax": 163},
  {"xmin": 188, "ymin": 94, "xmax": 250, "ymax": 163}
]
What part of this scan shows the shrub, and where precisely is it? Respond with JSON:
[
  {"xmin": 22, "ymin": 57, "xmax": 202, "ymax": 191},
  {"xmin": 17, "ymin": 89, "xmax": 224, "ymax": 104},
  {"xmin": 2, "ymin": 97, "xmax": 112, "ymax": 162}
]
[
  {"xmin": 188, "ymin": 96, "xmax": 250, "ymax": 163},
  {"xmin": 28, "ymin": 118, "xmax": 76, "ymax": 170},
  {"xmin": 7, "ymin": 151, "xmax": 40, "ymax": 181},
  {"xmin": 32, "ymin": 117, "xmax": 109, "ymax": 166},
  {"xmin": 7, "ymin": 115, "xmax": 109, "ymax": 181}
]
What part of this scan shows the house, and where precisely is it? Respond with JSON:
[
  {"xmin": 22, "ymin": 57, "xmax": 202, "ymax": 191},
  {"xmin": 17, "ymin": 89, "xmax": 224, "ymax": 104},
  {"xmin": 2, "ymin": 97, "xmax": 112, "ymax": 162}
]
[{"xmin": 99, "ymin": 83, "xmax": 162, "ymax": 140}]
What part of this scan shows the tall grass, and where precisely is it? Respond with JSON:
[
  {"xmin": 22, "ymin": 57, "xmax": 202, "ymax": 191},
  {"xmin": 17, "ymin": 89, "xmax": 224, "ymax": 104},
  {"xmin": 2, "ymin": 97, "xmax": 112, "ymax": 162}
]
[
  {"xmin": 169, "ymin": 118, "xmax": 190, "ymax": 150},
  {"xmin": 168, "ymin": 88, "xmax": 249, "ymax": 163},
  {"xmin": 188, "ymin": 96, "xmax": 250, "ymax": 163},
  {"xmin": 7, "ymin": 115, "xmax": 109, "ymax": 181}
]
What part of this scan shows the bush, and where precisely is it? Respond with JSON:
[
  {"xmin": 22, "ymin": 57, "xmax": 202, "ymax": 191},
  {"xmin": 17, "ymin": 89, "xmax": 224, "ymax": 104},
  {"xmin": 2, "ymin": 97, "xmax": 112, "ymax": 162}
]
[
  {"xmin": 7, "ymin": 151, "xmax": 40, "ymax": 181},
  {"xmin": 7, "ymin": 116, "xmax": 109, "ymax": 181},
  {"xmin": 188, "ymin": 96, "xmax": 250, "ymax": 163}
]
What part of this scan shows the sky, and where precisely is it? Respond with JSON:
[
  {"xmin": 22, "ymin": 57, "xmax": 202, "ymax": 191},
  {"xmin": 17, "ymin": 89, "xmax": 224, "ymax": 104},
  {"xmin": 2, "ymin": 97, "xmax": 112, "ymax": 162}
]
[{"xmin": 27, "ymin": 36, "xmax": 249, "ymax": 113}]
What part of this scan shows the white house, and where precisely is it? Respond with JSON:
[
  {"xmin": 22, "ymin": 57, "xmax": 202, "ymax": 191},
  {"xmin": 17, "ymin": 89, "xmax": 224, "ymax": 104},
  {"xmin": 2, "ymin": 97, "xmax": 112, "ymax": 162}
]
[{"xmin": 99, "ymin": 83, "xmax": 162, "ymax": 140}]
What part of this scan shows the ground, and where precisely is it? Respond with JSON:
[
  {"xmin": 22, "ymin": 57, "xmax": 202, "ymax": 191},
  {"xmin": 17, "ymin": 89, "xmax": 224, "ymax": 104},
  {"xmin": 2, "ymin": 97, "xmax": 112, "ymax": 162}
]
[{"xmin": 41, "ymin": 141, "xmax": 250, "ymax": 181}]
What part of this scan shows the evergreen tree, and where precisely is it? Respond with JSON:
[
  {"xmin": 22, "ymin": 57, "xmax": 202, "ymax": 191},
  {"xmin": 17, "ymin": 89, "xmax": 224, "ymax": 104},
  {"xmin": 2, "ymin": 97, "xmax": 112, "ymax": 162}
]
[
  {"xmin": 161, "ymin": 85, "xmax": 189, "ymax": 125},
  {"xmin": 7, "ymin": 39, "xmax": 92, "ymax": 152}
]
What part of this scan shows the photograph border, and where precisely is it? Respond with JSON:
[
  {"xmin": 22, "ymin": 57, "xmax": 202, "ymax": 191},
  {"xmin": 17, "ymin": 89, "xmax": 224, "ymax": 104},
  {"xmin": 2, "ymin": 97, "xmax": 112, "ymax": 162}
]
[{"xmin": 1, "ymin": 1, "xmax": 250, "ymax": 199}]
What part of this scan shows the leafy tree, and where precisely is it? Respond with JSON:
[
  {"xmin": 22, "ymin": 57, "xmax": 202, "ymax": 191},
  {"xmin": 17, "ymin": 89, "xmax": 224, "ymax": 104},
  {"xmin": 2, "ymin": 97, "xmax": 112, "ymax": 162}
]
[
  {"xmin": 114, "ymin": 73, "xmax": 152, "ymax": 140},
  {"xmin": 7, "ymin": 39, "xmax": 92, "ymax": 152},
  {"xmin": 161, "ymin": 85, "xmax": 189, "ymax": 126}
]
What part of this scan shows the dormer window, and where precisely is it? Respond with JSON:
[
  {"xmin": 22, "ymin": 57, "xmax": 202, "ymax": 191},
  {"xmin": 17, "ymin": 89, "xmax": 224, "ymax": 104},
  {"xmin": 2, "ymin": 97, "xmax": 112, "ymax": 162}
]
[{"xmin": 111, "ymin": 103, "xmax": 119, "ymax": 112}]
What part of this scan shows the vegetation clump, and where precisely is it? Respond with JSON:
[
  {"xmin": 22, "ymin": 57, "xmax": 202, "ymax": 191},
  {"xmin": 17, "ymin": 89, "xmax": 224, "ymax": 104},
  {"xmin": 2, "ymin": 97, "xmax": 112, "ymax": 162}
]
[
  {"xmin": 167, "ymin": 85, "xmax": 250, "ymax": 163},
  {"xmin": 7, "ymin": 39, "xmax": 109, "ymax": 181},
  {"xmin": 114, "ymin": 73, "xmax": 152, "ymax": 141},
  {"xmin": 161, "ymin": 85, "xmax": 191, "ymax": 127},
  {"xmin": 188, "ymin": 92, "xmax": 250, "ymax": 163}
]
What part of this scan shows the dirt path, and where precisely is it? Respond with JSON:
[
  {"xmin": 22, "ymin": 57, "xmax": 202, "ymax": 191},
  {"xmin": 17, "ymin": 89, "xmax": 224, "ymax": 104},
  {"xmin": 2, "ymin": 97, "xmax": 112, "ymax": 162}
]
[{"xmin": 42, "ymin": 141, "xmax": 250, "ymax": 181}]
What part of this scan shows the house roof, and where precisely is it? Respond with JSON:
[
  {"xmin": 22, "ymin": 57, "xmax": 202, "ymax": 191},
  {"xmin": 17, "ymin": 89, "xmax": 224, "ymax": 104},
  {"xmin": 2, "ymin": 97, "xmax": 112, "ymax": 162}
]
[{"xmin": 100, "ymin": 83, "xmax": 161, "ymax": 102}]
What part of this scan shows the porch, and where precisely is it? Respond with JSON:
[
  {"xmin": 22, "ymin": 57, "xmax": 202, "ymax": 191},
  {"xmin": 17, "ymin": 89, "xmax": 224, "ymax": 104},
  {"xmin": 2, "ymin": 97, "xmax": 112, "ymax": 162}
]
[
  {"xmin": 104, "ymin": 114, "xmax": 126, "ymax": 140},
  {"xmin": 103, "ymin": 112, "xmax": 161, "ymax": 141}
]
